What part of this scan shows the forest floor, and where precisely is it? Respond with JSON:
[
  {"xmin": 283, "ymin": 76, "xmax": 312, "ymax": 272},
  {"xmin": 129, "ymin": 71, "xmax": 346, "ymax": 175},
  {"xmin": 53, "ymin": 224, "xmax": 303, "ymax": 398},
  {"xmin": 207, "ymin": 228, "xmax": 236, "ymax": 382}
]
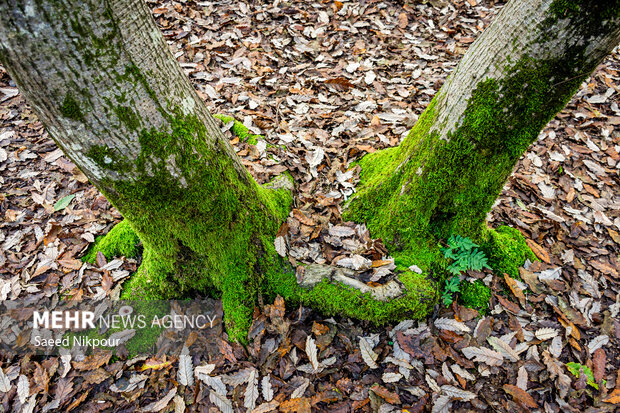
[{"xmin": 1, "ymin": 0, "xmax": 619, "ymax": 412}]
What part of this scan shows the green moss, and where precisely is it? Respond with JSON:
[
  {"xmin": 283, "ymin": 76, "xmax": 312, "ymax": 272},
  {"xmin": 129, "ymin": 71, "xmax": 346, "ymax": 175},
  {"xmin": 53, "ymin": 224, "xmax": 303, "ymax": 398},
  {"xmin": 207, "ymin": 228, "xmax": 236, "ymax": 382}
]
[
  {"xmin": 481, "ymin": 225, "xmax": 537, "ymax": 279},
  {"xmin": 83, "ymin": 220, "xmax": 141, "ymax": 263},
  {"xmin": 60, "ymin": 93, "xmax": 84, "ymax": 121},
  {"xmin": 548, "ymin": 0, "xmax": 620, "ymax": 22},
  {"xmin": 114, "ymin": 105, "xmax": 141, "ymax": 131},
  {"xmin": 548, "ymin": 0, "xmax": 580, "ymax": 17},
  {"xmin": 213, "ymin": 114, "xmax": 262, "ymax": 144},
  {"xmin": 459, "ymin": 280, "xmax": 491, "ymax": 311},
  {"xmin": 95, "ymin": 109, "xmax": 292, "ymax": 342}
]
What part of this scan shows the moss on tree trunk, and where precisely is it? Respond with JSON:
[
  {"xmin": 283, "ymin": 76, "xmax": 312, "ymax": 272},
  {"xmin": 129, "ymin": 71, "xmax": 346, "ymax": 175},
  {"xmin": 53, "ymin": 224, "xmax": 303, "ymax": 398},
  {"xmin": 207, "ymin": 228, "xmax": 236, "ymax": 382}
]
[{"xmin": 345, "ymin": 0, "xmax": 620, "ymax": 278}]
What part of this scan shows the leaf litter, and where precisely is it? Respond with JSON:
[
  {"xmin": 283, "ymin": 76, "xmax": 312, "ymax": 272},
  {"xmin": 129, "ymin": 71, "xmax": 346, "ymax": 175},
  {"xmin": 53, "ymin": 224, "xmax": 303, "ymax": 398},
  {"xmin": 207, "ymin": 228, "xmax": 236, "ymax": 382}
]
[{"xmin": 0, "ymin": 0, "xmax": 619, "ymax": 411}]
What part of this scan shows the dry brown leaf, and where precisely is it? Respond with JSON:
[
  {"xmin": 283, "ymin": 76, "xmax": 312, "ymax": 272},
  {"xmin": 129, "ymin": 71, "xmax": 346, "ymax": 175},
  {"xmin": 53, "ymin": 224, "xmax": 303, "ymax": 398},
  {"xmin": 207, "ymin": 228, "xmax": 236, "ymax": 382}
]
[
  {"xmin": 371, "ymin": 259, "xmax": 391, "ymax": 268},
  {"xmin": 32, "ymin": 363, "xmax": 49, "ymax": 394},
  {"xmin": 607, "ymin": 228, "xmax": 620, "ymax": 245},
  {"xmin": 279, "ymin": 397, "xmax": 311, "ymax": 413},
  {"xmin": 72, "ymin": 349, "xmax": 112, "ymax": 371},
  {"xmin": 292, "ymin": 209, "xmax": 316, "ymax": 226},
  {"xmin": 603, "ymin": 388, "xmax": 620, "ymax": 404},
  {"xmin": 54, "ymin": 377, "xmax": 74, "ymax": 405},
  {"xmin": 370, "ymin": 384, "xmax": 401, "ymax": 405},
  {"xmin": 504, "ymin": 273, "xmax": 526, "ymax": 306},
  {"xmin": 503, "ymin": 384, "xmax": 537, "ymax": 408},
  {"xmin": 397, "ymin": 13, "xmax": 408, "ymax": 29},
  {"xmin": 526, "ymin": 239, "xmax": 550, "ymax": 263},
  {"xmin": 592, "ymin": 348, "xmax": 606, "ymax": 383},
  {"xmin": 66, "ymin": 390, "xmax": 89, "ymax": 412},
  {"xmin": 138, "ymin": 357, "xmax": 173, "ymax": 372},
  {"xmin": 325, "ymin": 77, "xmax": 354, "ymax": 90},
  {"xmin": 311, "ymin": 322, "xmax": 329, "ymax": 336}
]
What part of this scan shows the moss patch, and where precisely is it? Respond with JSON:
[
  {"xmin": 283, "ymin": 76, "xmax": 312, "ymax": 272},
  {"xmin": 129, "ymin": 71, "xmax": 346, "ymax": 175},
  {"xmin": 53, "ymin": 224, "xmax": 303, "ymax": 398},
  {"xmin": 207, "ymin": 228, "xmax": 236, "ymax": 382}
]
[
  {"xmin": 86, "ymin": 144, "xmax": 133, "ymax": 173},
  {"xmin": 481, "ymin": 225, "xmax": 537, "ymax": 279},
  {"xmin": 459, "ymin": 279, "xmax": 491, "ymax": 312},
  {"xmin": 83, "ymin": 220, "xmax": 141, "ymax": 263},
  {"xmin": 213, "ymin": 114, "xmax": 262, "ymax": 145},
  {"xmin": 60, "ymin": 93, "xmax": 84, "ymax": 122}
]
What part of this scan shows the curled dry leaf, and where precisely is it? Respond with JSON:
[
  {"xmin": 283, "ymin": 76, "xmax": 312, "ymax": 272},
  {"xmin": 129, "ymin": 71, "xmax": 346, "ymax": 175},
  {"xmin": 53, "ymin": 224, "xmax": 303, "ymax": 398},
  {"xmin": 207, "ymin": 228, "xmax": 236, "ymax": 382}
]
[
  {"xmin": 370, "ymin": 384, "xmax": 401, "ymax": 405},
  {"xmin": 525, "ymin": 239, "xmax": 550, "ymax": 263},
  {"xmin": 0, "ymin": 368, "xmax": 11, "ymax": 393},
  {"xmin": 261, "ymin": 374, "xmax": 273, "ymax": 402},
  {"xmin": 244, "ymin": 369, "xmax": 259, "ymax": 411},
  {"xmin": 441, "ymin": 385, "xmax": 476, "ymax": 401},
  {"xmin": 274, "ymin": 236, "xmax": 287, "ymax": 257},
  {"xmin": 142, "ymin": 387, "xmax": 177, "ymax": 412},
  {"xmin": 432, "ymin": 395, "xmax": 452, "ymax": 413},
  {"xmin": 487, "ymin": 336, "xmax": 519, "ymax": 362},
  {"xmin": 177, "ymin": 347, "xmax": 194, "ymax": 387},
  {"xmin": 382, "ymin": 372, "xmax": 402, "ymax": 383},
  {"xmin": 305, "ymin": 335, "xmax": 320, "ymax": 371},
  {"xmin": 588, "ymin": 335, "xmax": 609, "ymax": 354}
]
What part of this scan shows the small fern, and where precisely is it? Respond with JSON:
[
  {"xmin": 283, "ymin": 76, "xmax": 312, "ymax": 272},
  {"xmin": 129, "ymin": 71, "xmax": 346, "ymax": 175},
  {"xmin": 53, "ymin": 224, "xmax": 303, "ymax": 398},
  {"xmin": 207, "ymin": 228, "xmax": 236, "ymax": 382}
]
[
  {"xmin": 442, "ymin": 234, "xmax": 491, "ymax": 276},
  {"xmin": 441, "ymin": 276, "xmax": 460, "ymax": 306}
]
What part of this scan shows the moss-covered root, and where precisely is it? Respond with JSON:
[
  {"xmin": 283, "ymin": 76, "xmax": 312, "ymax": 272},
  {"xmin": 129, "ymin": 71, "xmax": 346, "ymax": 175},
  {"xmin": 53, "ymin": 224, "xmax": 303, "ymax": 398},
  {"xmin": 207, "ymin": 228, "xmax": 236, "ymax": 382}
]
[
  {"xmin": 120, "ymin": 173, "xmax": 294, "ymax": 343},
  {"xmin": 83, "ymin": 219, "xmax": 141, "ymax": 263},
  {"xmin": 481, "ymin": 225, "xmax": 537, "ymax": 279},
  {"xmin": 265, "ymin": 265, "xmax": 438, "ymax": 325},
  {"xmin": 213, "ymin": 114, "xmax": 262, "ymax": 145},
  {"xmin": 459, "ymin": 279, "xmax": 491, "ymax": 312}
]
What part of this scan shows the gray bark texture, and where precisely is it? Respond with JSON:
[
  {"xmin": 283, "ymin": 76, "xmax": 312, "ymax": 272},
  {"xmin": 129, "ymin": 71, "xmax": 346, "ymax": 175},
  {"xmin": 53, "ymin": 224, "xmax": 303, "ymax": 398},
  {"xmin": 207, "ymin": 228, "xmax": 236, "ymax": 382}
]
[{"xmin": 0, "ymin": 0, "xmax": 244, "ymax": 186}]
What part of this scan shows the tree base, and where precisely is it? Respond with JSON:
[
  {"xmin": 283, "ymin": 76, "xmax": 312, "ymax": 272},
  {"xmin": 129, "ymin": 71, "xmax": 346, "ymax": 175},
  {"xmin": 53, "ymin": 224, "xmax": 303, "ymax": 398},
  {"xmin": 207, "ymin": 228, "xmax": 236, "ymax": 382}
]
[
  {"xmin": 83, "ymin": 220, "xmax": 141, "ymax": 263},
  {"xmin": 84, "ymin": 209, "xmax": 532, "ymax": 343}
]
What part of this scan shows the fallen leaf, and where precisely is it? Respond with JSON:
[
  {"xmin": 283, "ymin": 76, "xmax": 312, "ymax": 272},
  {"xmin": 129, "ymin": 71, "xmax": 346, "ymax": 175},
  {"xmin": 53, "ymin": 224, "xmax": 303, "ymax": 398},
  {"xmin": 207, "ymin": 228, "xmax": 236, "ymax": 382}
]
[
  {"xmin": 53, "ymin": 194, "xmax": 75, "ymax": 212},
  {"xmin": 526, "ymin": 239, "xmax": 550, "ymax": 263},
  {"xmin": 305, "ymin": 336, "xmax": 320, "ymax": 371},
  {"xmin": 358, "ymin": 336, "xmax": 379, "ymax": 369},
  {"xmin": 397, "ymin": 13, "xmax": 408, "ymax": 29},
  {"xmin": 503, "ymin": 384, "xmax": 537, "ymax": 408},
  {"xmin": 73, "ymin": 350, "xmax": 112, "ymax": 371},
  {"xmin": 504, "ymin": 273, "xmax": 526, "ymax": 306},
  {"xmin": 462, "ymin": 346, "xmax": 503, "ymax": 366},
  {"xmin": 142, "ymin": 387, "xmax": 177, "ymax": 412},
  {"xmin": 370, "ymin": 383, "xmax": 400, "ymax": 404},
  {"xmin": 603, "ymin": 388, "xmax": 620, "ymax": 404}
]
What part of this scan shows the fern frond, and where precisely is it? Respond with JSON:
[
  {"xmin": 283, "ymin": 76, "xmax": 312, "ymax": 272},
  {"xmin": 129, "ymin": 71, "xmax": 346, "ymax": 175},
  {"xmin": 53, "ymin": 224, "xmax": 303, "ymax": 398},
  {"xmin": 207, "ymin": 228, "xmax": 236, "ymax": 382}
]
[
  {"xmin": 467, "ymin": 249, "xmax": 490, "ymax": 271},
  {"xmin": 447, "ymin": 234, "xmax": 478, "ymax": 251}
]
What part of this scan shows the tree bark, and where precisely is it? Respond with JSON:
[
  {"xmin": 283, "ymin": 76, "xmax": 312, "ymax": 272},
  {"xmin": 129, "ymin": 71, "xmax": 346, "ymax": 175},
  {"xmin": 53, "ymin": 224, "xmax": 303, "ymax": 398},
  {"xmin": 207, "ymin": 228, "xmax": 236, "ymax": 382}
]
[
  {"xmin": 0, "ymin": 0, "xmax": 293, "ymax": 340},
  {"xmin": 345, "ymin": 0, "xmax": 620, "ymax": 275}
]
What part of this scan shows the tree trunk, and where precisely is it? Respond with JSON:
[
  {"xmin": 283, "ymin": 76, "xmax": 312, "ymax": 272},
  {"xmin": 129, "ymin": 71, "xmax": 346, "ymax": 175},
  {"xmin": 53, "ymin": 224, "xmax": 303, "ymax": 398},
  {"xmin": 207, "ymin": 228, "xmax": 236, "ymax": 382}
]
[
  {"xmin": 2, "ymin": 0, "xmax": 619, "ymax": 341},
  {"xmin": 345, "ymin": 0, "xmax": 620, "ymax": 275},
  {"xmin": 0, "ymin": 0, "xmax": 294, "ymax": 340}
]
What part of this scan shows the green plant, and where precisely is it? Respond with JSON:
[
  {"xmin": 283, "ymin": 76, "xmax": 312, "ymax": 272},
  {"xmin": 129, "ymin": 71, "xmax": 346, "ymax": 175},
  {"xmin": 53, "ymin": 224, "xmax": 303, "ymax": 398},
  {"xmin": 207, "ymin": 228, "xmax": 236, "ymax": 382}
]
[
  {"xmin": 441, "ymin": 235, "xmax": 491, "ymax": 275},
  {"xmin": 566, "ymin": 362, "xmax": 600, "ymax": 390},
  {"xmin": 439, "ymin": 235, "xmax": 492, "ymax": 308},
  {"xmin": 441, "ymin": 275, "xmax": 460, "ymax": 306}
]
